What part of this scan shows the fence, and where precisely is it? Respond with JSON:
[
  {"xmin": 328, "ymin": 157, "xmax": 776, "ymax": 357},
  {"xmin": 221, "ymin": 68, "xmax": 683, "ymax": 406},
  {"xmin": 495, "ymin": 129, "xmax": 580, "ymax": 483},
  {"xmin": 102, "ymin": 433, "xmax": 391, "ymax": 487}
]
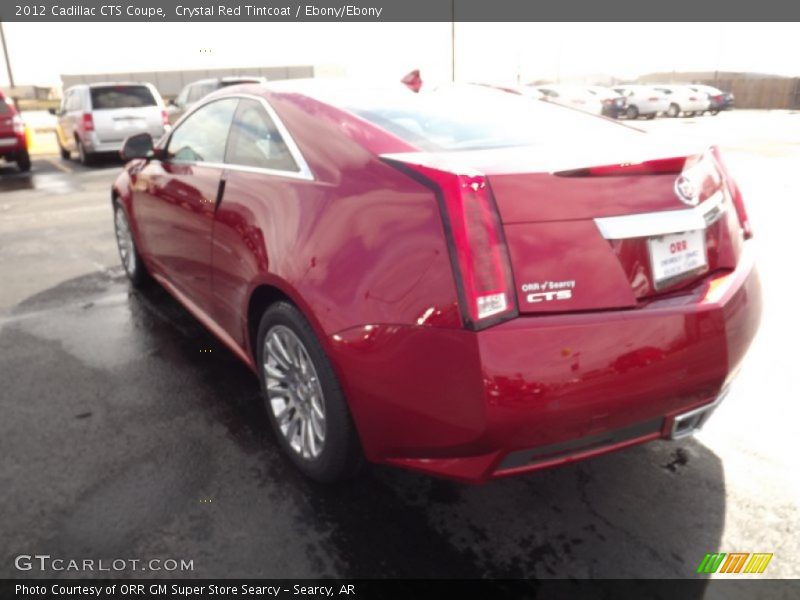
[{"xmin": 639, "ymin": 72, "xmax": 800, "ymax": 109}]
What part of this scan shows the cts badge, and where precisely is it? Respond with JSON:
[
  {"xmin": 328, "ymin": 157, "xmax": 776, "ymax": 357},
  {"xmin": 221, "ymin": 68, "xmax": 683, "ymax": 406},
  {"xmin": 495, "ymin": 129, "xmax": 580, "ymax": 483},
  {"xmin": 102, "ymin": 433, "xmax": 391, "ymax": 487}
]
[{"xmin": 527, "ymin": 290, "xmax": 573, "ymax": 303}]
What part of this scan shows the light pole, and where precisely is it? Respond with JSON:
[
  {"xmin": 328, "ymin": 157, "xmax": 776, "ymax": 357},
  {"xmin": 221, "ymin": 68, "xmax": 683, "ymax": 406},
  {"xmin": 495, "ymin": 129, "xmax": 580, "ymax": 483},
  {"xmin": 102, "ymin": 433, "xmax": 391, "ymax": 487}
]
[
  {"xmin": 451, "ymin": 0, "xmax": 456, "ymax": 82},
  {"xmin": 0, "ymin": 21, "xmax": 14, "ymax": 88}
]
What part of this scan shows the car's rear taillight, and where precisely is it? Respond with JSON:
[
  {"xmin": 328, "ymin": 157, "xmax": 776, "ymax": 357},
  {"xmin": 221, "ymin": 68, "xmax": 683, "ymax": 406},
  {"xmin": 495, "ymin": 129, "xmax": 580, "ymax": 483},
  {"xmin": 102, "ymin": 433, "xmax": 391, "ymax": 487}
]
[
  {"xmin": 710, "ymin": 146, "xmax": 753, "ymax": 239},
  {"xmin": 648, "ymin": 96, "xmax": 660, "ymax": 102},
  {"xmin": 384, "ymin": 160, "xmax": 518, "ymax": 330},
  {"xmin": 161, "ymin": 109, "xmax": 170, "ymax": 127},
  {"xmin": 11, "ymin": 114, "xmax": 25, "ymax": 135},
  {"xmin": 557, "ymin": 156, "xmax": 688, "ymax": 177},
  {"xmin": 81, "ymin": 112, "xmax": 95, "ymax": 132}
]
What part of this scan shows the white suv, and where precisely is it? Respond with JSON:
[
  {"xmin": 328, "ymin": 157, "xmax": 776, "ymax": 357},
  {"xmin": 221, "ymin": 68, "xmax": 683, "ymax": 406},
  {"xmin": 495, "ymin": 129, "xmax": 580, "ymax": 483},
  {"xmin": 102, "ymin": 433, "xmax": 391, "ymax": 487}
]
[{"xmin": 53, "ymin": 82, "xmax": 169, "ymax": 165}]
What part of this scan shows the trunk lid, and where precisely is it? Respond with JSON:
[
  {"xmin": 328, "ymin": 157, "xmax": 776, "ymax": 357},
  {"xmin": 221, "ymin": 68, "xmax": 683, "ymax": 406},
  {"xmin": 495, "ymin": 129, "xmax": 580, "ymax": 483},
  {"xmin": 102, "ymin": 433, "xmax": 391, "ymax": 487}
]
[{"xmin": 386, "ymin": 138, "xmax": 745, "ymax": 315}]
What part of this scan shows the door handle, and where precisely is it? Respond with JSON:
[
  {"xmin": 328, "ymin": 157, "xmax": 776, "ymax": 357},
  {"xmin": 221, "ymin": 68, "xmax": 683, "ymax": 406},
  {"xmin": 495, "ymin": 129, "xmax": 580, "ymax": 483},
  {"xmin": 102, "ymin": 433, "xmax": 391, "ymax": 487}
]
[{"xmin": 214, "ymin": 173, "xmax": 228, "ymax": 211}]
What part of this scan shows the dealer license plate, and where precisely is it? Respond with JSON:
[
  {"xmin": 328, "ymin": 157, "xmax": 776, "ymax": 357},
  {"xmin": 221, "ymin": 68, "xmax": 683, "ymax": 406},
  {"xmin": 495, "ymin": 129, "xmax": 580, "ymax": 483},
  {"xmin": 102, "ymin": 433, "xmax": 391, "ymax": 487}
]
[{"xmin": 648, "ymin": 230, "xmax": 707, "ymax": 289}]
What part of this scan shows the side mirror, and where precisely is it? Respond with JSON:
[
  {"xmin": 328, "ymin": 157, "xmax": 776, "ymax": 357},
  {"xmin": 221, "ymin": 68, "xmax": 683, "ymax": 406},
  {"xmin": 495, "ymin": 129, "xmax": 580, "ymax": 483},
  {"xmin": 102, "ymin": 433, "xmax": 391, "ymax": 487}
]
[{"xmin": 120, "ymin": 133, "xmax": 155, "ymax": 161}]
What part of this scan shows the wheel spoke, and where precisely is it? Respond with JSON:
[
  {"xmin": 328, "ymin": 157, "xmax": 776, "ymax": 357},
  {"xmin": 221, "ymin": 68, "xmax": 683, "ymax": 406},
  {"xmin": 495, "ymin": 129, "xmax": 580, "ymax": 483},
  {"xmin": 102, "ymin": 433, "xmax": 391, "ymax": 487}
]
[
  {"xmin": 306, "ymin": 417, "xmax": 318, "ymax": 457},
  {"xmin": 267, "ymin": 336, "xmax": 292, "ymax": 370},
  {"xmin": 264, "ymin": 362, "xmax": 287, "ymax": 381},
  {"xmin": 311, "ymin": 395, "xmax": 324, "ymax": 420},
  {"xmin": 274, "ymin": 334, "xmax": 294, "ymax": 367},
  {"xmin": 310, "ymin": 409, "xmax": 325, "ymax": 441},
  {"xmin": 274, "ymin": 403, "xmax": 294, "ymax": 429}
]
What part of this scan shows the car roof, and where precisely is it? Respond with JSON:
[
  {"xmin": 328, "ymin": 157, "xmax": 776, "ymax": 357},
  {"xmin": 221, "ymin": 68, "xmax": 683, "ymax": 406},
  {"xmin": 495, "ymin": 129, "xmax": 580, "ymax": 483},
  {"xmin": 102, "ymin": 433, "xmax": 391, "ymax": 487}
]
[
  {"xmin": 68, "ymin": 82, "xmax": 156, "ymax": 89},
  {"xmin": 190, "ymin": 76, "xmax": 265, "ymax": 85}
]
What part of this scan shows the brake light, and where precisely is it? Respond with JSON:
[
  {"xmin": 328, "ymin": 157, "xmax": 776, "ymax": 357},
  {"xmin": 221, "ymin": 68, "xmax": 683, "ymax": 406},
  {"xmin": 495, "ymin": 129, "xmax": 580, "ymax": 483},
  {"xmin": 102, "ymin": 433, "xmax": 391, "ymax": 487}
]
[
  {"xmin": 384, "ymin": 160, "xmax": 518, "ymax": 329},
  {"xmin": 710, "ymin": 146, "xmax": 753, "ymax": 239},
  {"xmin": 648, "ymin": 96, "xmax": 659, "ymax": 102},
  {"xmin": 161, "ymin": 109, "xmax": 169, "ymax": 127},
  {"xmin": 557, "ymin": 156, "xmax": 687, "ymax": 177},
  {"xmin": 11, "ymin": 114, "xmax": 25, "ymax": 135},
  {"xmin": 81, "ymin": 112, "xmax": 94, "ymax": 132}
]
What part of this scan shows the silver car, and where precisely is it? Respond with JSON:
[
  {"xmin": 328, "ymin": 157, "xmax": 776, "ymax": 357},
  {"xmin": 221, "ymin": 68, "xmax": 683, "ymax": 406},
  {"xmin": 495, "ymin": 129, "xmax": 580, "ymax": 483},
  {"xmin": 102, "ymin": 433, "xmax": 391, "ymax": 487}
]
[
  {"xmin": 53, "ymin": 82, "xmax": 168, "ymax": 165},
  {"xmin": 166, "ymin": 76, "xmax": 267, "ymax": 125},
  {"xmin": 613, "ymin": 85, "xmax": 670, "ymax": 120}
]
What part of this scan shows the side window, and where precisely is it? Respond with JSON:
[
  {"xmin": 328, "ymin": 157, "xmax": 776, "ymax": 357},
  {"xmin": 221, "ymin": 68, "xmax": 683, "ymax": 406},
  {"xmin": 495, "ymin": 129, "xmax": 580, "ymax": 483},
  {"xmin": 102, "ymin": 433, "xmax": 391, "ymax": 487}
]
[
  {"xmin": 65, "ymin": 90, "xmax": 80, "ymax": 112},
  {"xmin": 225, "ymin": 99, "xmax": 299, "ymax": 172},
  {"xmin": 175, "ymin": 86, "xmax": 189, "ymax": 108},
  {"xmin": 166, "ymin": 98, "xmax": 238, "ymax": 163},
  {"xmin": 187, "ymin": 83, "xmax": 214, "ymax": 104},
  {"xmin": 60, "ymin": 91, "xmax": 71, "ymax": 112}
]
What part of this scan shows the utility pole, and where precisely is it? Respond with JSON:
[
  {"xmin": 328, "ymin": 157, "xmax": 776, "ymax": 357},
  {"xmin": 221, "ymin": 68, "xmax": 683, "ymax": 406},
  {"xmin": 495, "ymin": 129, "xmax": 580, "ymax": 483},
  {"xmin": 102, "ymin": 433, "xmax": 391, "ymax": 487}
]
[
  {"xmin": 451, "ymin": 0, "xmax": 456, "ymax": 82},
  {"xmin": 0, "ymin": 21, "xmax": 14, "ymax": 88}
]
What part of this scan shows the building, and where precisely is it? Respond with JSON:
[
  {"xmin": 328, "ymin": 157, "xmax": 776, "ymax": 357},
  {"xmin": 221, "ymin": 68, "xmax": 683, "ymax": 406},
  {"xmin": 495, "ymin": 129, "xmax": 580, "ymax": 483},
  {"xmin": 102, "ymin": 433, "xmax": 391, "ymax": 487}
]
[{"xmin": 60, "ymin": 65, "xmax": 319, "ymax": 100}]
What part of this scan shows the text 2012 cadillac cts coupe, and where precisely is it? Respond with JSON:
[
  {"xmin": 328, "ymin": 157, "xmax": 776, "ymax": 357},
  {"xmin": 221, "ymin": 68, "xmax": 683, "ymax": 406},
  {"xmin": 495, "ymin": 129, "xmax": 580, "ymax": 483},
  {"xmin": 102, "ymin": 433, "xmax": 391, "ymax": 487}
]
[{"xmin": 111, "ymin": 81, "xmax": 761, "ymax": 483}]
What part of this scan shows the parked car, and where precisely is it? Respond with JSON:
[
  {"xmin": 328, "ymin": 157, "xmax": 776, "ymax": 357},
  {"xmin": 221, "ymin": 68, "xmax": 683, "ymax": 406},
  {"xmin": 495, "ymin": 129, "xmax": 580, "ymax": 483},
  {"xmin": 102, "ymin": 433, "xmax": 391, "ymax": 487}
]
[
  {"xmin": 112, "ymin": 81, "xmax": 760, "ymax": 483},
  {"xmin": 653, "ymin": 85, "xmax": 711, "ymax": 117},
  {"xmin": 688, "ymin": 84, "xmax": 735, "ymax": 114},
  {"xmin": 585, "ymin": 85, "xmax": 627, "ymax": 118},
  {"xmin": 52, "ymin": 83, "xmax": 169, "ymax": 165},
  {"xmin": 167, "ymin": 76, "xmax": 267, "ymax": 124},
  {"xmin": 532, "ymin": 85, "xmax": 604, "ymax": 115},
  {"xmin": 613, "ymin": 85, "xmax": 669, "ymax": 119},
  {"xmin": 0, "ymin": 89, "xmax": 31, "ymax": 172}
]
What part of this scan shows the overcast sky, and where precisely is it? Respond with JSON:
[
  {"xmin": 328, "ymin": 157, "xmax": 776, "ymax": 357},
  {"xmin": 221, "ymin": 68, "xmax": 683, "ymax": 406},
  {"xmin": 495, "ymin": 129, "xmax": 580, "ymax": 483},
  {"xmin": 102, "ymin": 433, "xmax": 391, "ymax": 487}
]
[{"xmin": 2, "ymin": 22, "xmax": 799, "ymax": 88}]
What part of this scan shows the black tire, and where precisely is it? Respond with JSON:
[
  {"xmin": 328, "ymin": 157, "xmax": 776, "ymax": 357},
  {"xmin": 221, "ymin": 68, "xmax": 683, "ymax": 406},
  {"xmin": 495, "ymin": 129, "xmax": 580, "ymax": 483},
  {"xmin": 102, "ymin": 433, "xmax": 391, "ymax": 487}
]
[
  {"xmin": 667, "ymin": 103, "xmax": 680, "ymax": 118},
  {"xmin": 113, "ymin": 200, "xmax": 149, "ymax": 287},
  {"xmin": 57, "ymin": 135, "xmax": 70, "ymax": 160},
  {"xmin": 257, "ymin": 302, "xmax": 363, "ymax": 483},
  {"xmin": 625, "ymin": 105, "xmax": 639, "ymax": 119},
  {"xmin": 16, "ymin": 150, "xmax": 31, "ymax": 172},
  {"xmin": 77, "ymin": 137, "xmax": 94, "ymax": 166},
  {"xmin": 646, "ymin": 113, "xmax": 656, "ymax": 120},
  {"xmin": 710, "ymin": 110, "xmax": 720, "ymax": 116}
]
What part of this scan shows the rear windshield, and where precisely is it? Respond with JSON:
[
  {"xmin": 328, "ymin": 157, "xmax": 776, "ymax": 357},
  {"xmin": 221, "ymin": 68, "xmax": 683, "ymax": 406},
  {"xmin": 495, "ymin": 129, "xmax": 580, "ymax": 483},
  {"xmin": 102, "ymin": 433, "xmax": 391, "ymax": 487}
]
[
  {"xmin": 90, "ymin": 86, "xmax": 157, "ymax": 109},
  {"xmin": 337, "ymin": 87, "xmax": 638, "ymax": 152}
]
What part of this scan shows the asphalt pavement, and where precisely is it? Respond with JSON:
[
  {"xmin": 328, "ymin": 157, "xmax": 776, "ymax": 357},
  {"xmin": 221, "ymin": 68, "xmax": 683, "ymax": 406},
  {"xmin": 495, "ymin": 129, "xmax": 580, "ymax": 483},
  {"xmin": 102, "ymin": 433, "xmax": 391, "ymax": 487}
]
[{"xmin": 0, "ymin": 112, "xmax": 798, "ymax": 591}]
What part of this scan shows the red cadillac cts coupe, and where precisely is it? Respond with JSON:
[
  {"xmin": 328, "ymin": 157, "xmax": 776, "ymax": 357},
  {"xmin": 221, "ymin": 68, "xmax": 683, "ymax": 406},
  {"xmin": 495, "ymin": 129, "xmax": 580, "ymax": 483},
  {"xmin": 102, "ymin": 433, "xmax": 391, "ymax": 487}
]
[{"xmin": 112, "ymin": 81, "xmax": 761, "ymax": 483}]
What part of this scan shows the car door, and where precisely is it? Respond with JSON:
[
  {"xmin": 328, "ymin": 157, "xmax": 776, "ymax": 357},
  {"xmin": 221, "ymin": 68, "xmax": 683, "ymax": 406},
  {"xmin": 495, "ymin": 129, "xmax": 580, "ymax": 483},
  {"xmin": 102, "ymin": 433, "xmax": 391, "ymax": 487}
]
[
  {"xmin": 209, "ymin": 97, "xmax": 314, "ymax": 347},
  {"xmin": 57, "ymin": 89, "xmax": 79, "ymax": 150},
  {"xmin": 132, "ymin": 97, "xmax": 239, "ymax": 307}
]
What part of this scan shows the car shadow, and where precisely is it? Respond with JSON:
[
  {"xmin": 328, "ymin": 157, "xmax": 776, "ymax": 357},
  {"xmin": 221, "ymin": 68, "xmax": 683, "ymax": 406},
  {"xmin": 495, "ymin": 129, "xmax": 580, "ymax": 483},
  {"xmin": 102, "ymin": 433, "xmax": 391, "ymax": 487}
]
[{"xmin": 1, "ymin": 271, "xmax": 725, "ymax": 588}]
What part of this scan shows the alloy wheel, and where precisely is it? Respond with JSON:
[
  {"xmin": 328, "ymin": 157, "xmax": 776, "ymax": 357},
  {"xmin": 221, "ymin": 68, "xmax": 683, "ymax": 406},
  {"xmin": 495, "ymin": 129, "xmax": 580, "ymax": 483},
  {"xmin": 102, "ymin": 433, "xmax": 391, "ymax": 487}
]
[
  {"xmin": 263, "ymin": 325, "xmax": 326, "ymax": 460},
  {"xmin": 114, "ymin": 207, "xmax": 136, "ymax": 277}
]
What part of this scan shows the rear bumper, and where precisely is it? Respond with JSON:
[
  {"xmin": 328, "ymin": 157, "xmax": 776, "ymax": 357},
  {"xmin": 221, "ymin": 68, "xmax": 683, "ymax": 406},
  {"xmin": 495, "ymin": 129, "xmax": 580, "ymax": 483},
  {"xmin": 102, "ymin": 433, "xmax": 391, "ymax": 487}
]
[
  {"xmin": 331, "ymin": 243, "xmax": 761, "ymax": 483},
  {"xmin": 0, "ymin": 135, "xmax": 26, "ymax": 157},
  {"xmin": 601, "ymin": 105, "xmax": 625, "ymax": 119},
  {"xmin": 86, "ymin": 129, "xmax": 166, "ymax": 154}
]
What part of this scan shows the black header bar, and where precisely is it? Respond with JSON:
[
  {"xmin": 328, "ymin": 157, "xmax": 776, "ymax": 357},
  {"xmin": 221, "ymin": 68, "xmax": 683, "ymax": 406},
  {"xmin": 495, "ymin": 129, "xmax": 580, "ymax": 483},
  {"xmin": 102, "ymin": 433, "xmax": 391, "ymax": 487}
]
[{"xmin": 2, "ymin": 0, "xmax": 800, "ymax": 22}]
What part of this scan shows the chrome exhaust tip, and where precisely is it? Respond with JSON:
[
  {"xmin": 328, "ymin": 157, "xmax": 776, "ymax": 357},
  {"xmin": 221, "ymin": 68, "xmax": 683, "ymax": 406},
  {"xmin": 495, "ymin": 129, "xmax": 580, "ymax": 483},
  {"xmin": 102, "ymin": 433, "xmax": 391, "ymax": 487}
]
[{"xmin": 670, "ymin": 387, "xmax": 729, "ymax": 440}]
